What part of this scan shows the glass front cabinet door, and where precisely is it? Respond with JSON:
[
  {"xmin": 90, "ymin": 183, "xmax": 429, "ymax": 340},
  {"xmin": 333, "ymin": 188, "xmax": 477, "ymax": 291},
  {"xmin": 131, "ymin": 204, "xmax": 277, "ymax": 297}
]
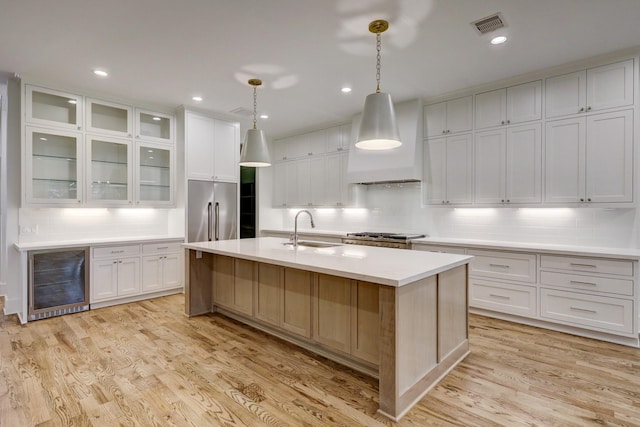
[
  {"xmin": 26, "ymin": 85, "xmax": 83, "ymax": 131},
  {"xmin": 26, "ymin": 126, "xmax": 83, "ymax": 205},
  {"xmin": 135, "ymin": 109, "xmax": 173, "ymax": 144},
  {"xmin": 86, "ymin": 136, "xmax": 133, "ymax": 205},
  {"xmin": 136, "ymin": 142, "xmax": 173, "ymax": 206},
  {"xmin": 86, "ymin": 98, "xmax": 133, "ymax": 137}
]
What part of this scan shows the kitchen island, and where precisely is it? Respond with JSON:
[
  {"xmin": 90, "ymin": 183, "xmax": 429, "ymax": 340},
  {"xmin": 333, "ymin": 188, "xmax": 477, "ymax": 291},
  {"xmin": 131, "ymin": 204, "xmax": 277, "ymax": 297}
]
[{"xmin": 183, "ymin": 237, "xmax": 472, "ymax": 421}]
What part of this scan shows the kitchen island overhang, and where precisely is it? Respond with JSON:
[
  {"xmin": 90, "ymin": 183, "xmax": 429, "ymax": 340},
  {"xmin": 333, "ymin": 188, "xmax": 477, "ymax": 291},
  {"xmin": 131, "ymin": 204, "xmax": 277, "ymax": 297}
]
[{"xmin": 183, "ymin": 237, "xmax": 473, "ymax": 421}]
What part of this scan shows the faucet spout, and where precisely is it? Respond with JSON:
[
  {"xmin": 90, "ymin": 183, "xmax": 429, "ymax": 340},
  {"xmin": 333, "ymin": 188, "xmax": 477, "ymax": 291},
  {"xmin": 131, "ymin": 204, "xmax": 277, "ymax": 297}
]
[{"xmin": 293, "ymin": 210, "xmax": 315, "ymax": 247}]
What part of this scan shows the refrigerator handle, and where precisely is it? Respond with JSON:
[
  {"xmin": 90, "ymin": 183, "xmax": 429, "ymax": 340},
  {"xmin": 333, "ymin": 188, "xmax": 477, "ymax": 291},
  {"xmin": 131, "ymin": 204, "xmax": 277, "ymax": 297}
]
[
  {"xmin": 215, "ymin": 202, "xmax": 220, "ymax": 241},
  {"xmin": 207, "ymin": 202, "xmax": 213, "ymax": 241}
]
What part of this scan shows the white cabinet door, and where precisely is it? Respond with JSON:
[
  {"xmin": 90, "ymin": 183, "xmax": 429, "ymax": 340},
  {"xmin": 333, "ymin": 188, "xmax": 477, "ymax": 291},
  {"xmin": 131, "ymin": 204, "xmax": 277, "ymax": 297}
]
[
  {"xmin": 446, "ymin": 133, "xmax": 473, "ymax": 204},
  {"xmin": 26, "ymin": 85, "xmax": 83, "ymax": 131},
  {"xmin": 25, "ymin": 126, "xmax": 84, "ymax": 205},
  {"xmin": 339, "ymin": 152, "xmax": 354, "ymax": 206},
  {"xmin": 212, "ymin": 119, "xmax": 239, "ymax": 182},
  {"xmin": 424, "ymin": 102, "xmax": 447, "ymax": 138},
  {"xmin": 86, "ymin": 135, "xmax": 133, "ymax": 206},
  {"xmin": 136, "ymin": 142, "xmax": 174, "ymax": 206},
  {"xmin": 325, "ymin": 124, "xmax": 350, "ymax": 153},
  {"xmin": 135, "ymin": 109, "xmax": 173, "ymax": 144},
  {"xmin": 92, "ymin": 260, "xmax": 118, "ymax": 301},
  {"xmin": 585, "ymin": 109, "xmax": 633, "ymax": 203},
  {"xmin": 272, "ymin": 162, "xmax": 287, "ymax": 207},
  {"xmin": 474, "ymin": 129, "xmax": 506, "ymax": 203},
  {"xmin": 446, "ymin": 96, "xmax": 474, "ymax": 134},
  {"xmin": 272, "ymin": 137, "xmax": 289, "ymax": 162},
  {"xmin": 117, "ymin": 257, "xmax": 140, "ymax": 296},
  {"xmin": 506, "ymin": 80, "xmax": 542, "ymax": 124},
  {"xmin": 325, "ymin": 154, "xmax": 342, "ymax": 205},
  {"xmin": 286, "ymin": 135, "xmax": 310, "ymax": 160},
  {"xmin": 475, "ymin": 88, "xmax": 506, "ymax": 129},
  {"xmin": 162, "ymin": 253, "xmax": 182, "ymax": 288},
  {"xmin": 142, "ymin": 256, "xmax": 162, "ymax": 292},
  {"xmin": 424, "ymin": 138, "xmax": 446, "ymax": 204},
  {"xmin": 309, "ymin": 157, "xmax": 326, "ymax": 205},
  {"xmin": 306, "ymin": 130, "xmax": 326, "ymax": 157},
  {"xmin": 544, "ymin": 117, "xmax": 585, "ymax": 203},
  {"xmin": 285, "ymin": 161, "xmax": 299, "ymax": 205},
  {"xmin": 186, "ymin": 113, "xmax": 215, "ymax": 180},
  {"xmin": 545, "ymin": 70, "xmax": 587, "ymax": 118},
  {"xmin": 506, "ymin": 123, "xmax": 542, "ymax": 203},
  {"xmin": 86, "ymin": 98, "xmax": 133, "ymax": 137},
  {"xmin": 586, "ymin": 60, "xmax": 634, "ymax": 112}
]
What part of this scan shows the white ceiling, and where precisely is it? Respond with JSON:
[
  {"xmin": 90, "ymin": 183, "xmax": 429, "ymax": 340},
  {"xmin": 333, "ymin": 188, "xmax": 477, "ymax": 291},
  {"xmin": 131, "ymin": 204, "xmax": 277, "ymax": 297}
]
[{"xmin": 2, "ymin": 0, "xmax": 640, "ymax": 138}]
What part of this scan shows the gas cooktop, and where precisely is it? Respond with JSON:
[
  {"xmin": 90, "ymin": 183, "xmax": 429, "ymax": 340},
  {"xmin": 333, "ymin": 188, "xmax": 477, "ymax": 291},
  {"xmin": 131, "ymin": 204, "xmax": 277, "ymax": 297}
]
[{"xmin": 346, "ymin": 232, "xmax": 426, "ymax": 241}]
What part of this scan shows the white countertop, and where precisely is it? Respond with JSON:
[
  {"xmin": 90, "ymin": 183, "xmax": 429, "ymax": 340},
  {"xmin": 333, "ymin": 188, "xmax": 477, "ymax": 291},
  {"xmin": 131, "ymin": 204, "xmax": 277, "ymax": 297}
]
[
  {"xmin": 183, "ymin": 237, "xmax": 472, "ymax": 287},
  {"xmin": 14, "ymin": 235, "xmax": 185, "ymax": 251},
  {"xmin": 261, "ymin": 228, "xmax": 640, "ymax": 260}
]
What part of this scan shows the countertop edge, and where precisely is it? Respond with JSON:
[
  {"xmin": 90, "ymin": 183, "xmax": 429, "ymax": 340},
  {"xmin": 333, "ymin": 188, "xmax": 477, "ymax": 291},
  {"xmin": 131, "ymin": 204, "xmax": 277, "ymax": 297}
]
[{"xmin": 15, "ymin": 236, "xmax": 185, "ymax": 251}]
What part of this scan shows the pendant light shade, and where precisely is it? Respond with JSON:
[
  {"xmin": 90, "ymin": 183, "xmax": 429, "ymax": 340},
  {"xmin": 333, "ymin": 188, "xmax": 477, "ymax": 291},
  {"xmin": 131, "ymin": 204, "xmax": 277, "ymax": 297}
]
[
  {"xmin": 356, "ymin": 92, "xmax": 401, "ymax": 150},
  {"xmin": 239, "ymin": 78, "xmax": 271, "ymax": 167},
  {"xmin": 356, "ymin": 19, "xmax": 401, "ymax": 151},
  {"xmin": 240, "ymin": 128, "xmax": 271, "ymax": 167}
]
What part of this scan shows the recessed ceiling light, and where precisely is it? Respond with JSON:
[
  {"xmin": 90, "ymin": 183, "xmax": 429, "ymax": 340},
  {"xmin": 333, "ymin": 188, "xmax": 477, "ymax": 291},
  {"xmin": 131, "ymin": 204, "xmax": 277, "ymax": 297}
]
[
  {"xmin": 67, "ymin": 100, "xmax": 77, "ymax": 104},
  {"xmin": 39, "ymin": 137, "xmax": 47, "ymax": 141},
  {"xmin": 93, "ymin": 69, "xmax": 108, "ymax": 77},
  {"xmin": 341, "ymin": 87, "xmax": 352, "ymax": 93},
  {"xmin": 152, "ymin": 116, "xmax": 161, "ymax": 121},
  {"xmin": 192, "ymin": 96, "xmax": 203, "ymax": 102},
  {"xmin": 260, "ymin": 114, "xmax": 269, "ymax": 119},
  {"xmin": 490, "ymin": 35, "xmax": 507, "ymax": 45}
]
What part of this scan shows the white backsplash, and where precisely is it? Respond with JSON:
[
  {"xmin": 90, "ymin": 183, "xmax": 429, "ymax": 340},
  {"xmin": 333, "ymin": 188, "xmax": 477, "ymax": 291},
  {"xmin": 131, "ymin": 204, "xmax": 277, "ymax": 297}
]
[
  {"xmin": 268, "ymin": 182, "xmax": 638, "ymax": 248},
  {"xmin": 18, "ymin": 208, "xmax": 184, "ymax": 243}
]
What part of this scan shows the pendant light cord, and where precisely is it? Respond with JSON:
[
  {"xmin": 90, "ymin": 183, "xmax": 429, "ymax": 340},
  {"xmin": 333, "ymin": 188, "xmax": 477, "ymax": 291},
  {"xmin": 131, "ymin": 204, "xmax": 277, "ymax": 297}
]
[
  {"xmin": 252, "ymin": 85, "xmax": 258, "ymax": 130},
  {"xmin": 376, "ymin": 30, "xmax": 382, "ymax": 93}
]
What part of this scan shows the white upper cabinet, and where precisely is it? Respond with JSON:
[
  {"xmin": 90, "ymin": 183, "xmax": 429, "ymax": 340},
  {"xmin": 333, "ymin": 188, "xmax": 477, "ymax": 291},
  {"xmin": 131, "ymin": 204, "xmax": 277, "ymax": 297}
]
[
  {"xmin": 545, "ymin": 109, "xmax": 633, "ymax": 204},
  {"xmin": 271, "ymin": 137, "xmax": 290, "ymax": 162},
  {"xmin": 475, "ymin": 81, "xmax": 542, "ymax": 129},
  {"xmin": 475, "ymin": 123, "xmax": 541, "ymax": 204},
  {"xmin": 325, "ymin": 124, "xmax": 350, "ymax": 153},
  {"xmin": 272, "ymin": 162, "xmax": 287, "ymax": 207},
  {"xmin": 86, "ymin": 98, "xmax": 133, "ymax": 137},
  {"xmin": 25, "ymin": 126, "xmax": 84, "ymax": 205},
  {"xmin": 546, "ymin": 60, "xmax": 634, "ymax": 118},
  {"xmin": 424, "ymin": 96, "xmax": 473, "ymax": 138},
  {"xmin": 135, "ymin": 109, "xmax": 174, "ymax": 144},
  {"xmin": 424, "ymin": 133, "xmax": 473, "ymax": 205},
  {"xmin": 185, "ymin": 112, "xmax": 239, "ymax": 182},
  {"xmin": 136, "ymin": 141, "xmax": 174, "ymax": 206},
  {"xmin": 26, "ymin": 85, "xmax": 83, "ymax": 131},
  {"xmin": 86, "ymin": 135, "xmax": 133, "ymax": 205}
]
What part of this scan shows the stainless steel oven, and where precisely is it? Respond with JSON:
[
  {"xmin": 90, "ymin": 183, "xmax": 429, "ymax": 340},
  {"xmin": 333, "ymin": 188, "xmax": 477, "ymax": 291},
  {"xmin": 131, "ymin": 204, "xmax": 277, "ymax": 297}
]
[
  {"xmin": 341, "ymin": 232, "xmax": 426, "ymax": 249},
  {"xmin": 28, "ymin": 247, "xmax": 90, "ymax": 321}
]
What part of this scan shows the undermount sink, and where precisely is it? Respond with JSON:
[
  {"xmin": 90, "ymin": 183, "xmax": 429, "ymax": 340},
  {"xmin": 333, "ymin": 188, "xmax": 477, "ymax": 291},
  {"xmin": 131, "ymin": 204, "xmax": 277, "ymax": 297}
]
[{"xmin": 282, "ymin": 241, "xmax": 343, "ymax": 248}]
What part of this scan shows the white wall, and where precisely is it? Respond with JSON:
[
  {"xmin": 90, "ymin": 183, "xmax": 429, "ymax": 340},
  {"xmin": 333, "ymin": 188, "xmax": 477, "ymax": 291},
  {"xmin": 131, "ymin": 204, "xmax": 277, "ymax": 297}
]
[{"xmin": 264, "ymin": 183, "xmax": 638, "ymax": 249}]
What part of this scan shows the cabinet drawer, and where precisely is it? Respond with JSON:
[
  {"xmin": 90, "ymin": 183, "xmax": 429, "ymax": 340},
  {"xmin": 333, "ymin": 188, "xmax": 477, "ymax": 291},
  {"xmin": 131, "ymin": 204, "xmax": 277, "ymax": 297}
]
[
  {"xmin": 540, "ymin": 271, "xmax": 634, "ymax": 296},
  {"xmin": 142, "ymin": 242, "xmax": 182, "ymax": 254},
  {"xmin": 469, "ymin": 279, "xmax": 536, "ymax": 317},
  {"xmin": 468, "ymin": 249, "xmax": 537, "ymax": 283},
  {"xmin": 540, "ymin": 288, "xmax": 633, "ymax": 334},
  {"xmin": 93, "ymin": 244, "xmax": 140, "ymax": 258},
  {"xmin": 540, "ymin": 255, "xmax": 633, "ymax": 276},
  {"xmin": 412, "ymin": 244, "xmax": 466, "ymax": 255}
]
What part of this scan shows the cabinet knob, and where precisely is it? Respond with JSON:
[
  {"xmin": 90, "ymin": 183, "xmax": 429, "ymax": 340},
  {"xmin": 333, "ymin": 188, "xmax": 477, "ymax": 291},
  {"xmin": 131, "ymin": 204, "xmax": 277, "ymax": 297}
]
[
  {"xmin": 442, "ymin": 130, "xmax": 446, "ymax": 134},
  {"xmin": 77, "ymin": 200, "xmax": 81, "ymax": 203},
  {"xmin": 580, "ymin": 198, "xmax": 585, "ymax": 202},
  {"xmin": 78, "ymin": 126, "xmax": 81, "ymax": 130},
  {"xmin": 501, "ymin": 121, "xmax": 505, "ymax": 125},
  {"xmin": 506, "ymin": 120, "xmax": 510, "ymax": 124},
  {"xmin": 501, "ymin": 199, "xmax": 505, "ymax": 203},
  {"xmin": 587, "ymin": 106, "xmax": 592, "ymax": 111},
  {"xmin": 506, "ymin": 199, "xmax": 510, "ymax": 203},
  {"xmin": 447, "ymin": 130, "xmax": 451, "ymax": 133},
  {"xmin": 587, "ymin": 198, "xmax": 592, "ymax": 202},
  {"xmin": 337, "ymin": 147, "xmax": 343, "ymax": 151},
  {"xmin": 579, "ymin": 107, "xmax": 585, "ymax": 113},
  {"xmin": 308, "ymin": 153, "xmax": 312, "ymax": 156}
]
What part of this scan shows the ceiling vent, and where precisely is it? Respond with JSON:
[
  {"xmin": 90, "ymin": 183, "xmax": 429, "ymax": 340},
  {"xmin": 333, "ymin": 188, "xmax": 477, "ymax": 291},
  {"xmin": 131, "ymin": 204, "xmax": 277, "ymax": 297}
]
[
  {"xmin": 229, "ymin": 107, "xmax": 254, "ymax": 117},
  {"xmin": 471, "ymin": 13, "xmax": 506, "ymax": 35}
]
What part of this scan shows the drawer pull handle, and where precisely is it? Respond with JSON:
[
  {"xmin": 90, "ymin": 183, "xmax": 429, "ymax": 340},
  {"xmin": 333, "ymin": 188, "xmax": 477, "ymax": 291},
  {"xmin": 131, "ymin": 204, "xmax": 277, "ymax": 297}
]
[
  {"xmin": 569, "ymin": 280, "xmax": 597, "ymax": 286},
  {"xmin": 111, "ymin": 250, "xmax": 124, "ymax": 254},
  {"xmin": 489, "ymin": 294, "xmax": 510, "ymax": 300},
  {"xmin": 569, "ymin": 263, "xmax": 597, "ymax": 268},
  {"xmin": 157, "ymin": 246, "xmax": 168, "ymax": 250},
  {"xmin": 489, "ymin": 263, "xmax": 510, "ymax": 269},
  {"xmin": 569, "ymin": 306, "xmax": 597, "ymax": 314}
]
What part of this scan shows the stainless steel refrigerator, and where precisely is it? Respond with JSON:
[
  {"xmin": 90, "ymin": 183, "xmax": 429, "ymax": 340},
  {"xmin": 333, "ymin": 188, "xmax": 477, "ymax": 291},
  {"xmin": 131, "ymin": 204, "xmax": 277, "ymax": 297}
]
[{"xmin": 187, "ymin": 180, "xmax": 237, "ymax": 242}]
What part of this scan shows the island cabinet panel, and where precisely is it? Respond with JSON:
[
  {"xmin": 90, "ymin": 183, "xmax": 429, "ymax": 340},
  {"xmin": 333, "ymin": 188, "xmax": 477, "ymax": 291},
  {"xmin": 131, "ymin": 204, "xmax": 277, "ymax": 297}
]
[
  {"xmin": 282, "ymin": 268, "xmax": 312, "ymax": 337},
  {"xmin": 212, "ymin": 256, "xmax": 254, "ymax": 316},
  {"xmin": 313, "ymin": 274, "xmax": 351, "ymax": 353},
  {"xmin": 350, "ymin": 281, "xmax": 380, "ymax": 365},
  {"xmin": 438, "ymin": 265, "xmax": 469, "ymax": 361},
  {"xmin": 185, "ymin": 250, "xmax": 212, "ymax": 316},
  {"xmin": 255, "ymin": 263, "xmax": 282, "ymax": 326}
]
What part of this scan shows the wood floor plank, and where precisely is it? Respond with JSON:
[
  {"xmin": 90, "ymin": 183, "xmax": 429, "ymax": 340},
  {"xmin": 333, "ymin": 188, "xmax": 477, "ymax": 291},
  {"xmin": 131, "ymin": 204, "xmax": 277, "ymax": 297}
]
[{"xmin": 2, "ymin": 294, "xmax": 640, "ymax": 426}]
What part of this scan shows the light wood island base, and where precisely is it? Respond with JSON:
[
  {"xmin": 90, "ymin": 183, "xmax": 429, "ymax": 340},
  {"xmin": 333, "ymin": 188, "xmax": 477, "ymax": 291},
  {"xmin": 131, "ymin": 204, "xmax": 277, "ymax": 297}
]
[{"xmin": 184, "ymin": 245, "xmax": 470, "ymax": 421}]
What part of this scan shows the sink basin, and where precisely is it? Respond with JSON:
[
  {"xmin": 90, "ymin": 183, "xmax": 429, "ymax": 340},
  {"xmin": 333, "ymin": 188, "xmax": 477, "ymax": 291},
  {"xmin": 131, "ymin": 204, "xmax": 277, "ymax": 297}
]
[{"xmin": 282, "ymin": 241, "xmax": 343, "ymax": 248}]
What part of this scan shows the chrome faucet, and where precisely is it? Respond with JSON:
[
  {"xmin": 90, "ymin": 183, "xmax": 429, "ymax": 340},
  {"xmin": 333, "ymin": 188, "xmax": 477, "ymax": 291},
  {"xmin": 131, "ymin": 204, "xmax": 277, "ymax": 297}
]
[{"xmin": 292, "ymin": 210, "xmax": 315, "ymax": 247}]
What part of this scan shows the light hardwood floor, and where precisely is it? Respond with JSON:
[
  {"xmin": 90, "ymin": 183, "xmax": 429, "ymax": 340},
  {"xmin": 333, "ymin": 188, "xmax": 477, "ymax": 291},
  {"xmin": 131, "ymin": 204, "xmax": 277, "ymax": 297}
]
[{"xmin": 1, "ymin": 294, "xmax": 639, "ymax": 426}]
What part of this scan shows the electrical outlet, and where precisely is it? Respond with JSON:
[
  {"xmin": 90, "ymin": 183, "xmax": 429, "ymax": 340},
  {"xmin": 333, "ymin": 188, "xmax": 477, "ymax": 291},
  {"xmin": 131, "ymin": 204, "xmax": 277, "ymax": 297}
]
[{"xmin": 20, "ymin": 225, "xmax": 39, "ymax": 235}]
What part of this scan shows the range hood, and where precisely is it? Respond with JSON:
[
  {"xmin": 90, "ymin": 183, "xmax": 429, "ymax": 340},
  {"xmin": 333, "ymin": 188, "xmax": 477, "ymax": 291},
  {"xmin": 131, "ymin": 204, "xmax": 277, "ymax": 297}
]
[{"xmin": 347, "ymin": 99, "xmax": 423, "ymax": 184}]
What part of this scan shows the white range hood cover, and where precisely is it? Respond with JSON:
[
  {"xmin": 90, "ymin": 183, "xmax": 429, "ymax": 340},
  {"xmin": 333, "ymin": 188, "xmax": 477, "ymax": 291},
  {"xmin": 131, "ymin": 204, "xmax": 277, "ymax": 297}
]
[{"xmin": 347, "ymin": 98, "xmax": 423, "ymax": 184}]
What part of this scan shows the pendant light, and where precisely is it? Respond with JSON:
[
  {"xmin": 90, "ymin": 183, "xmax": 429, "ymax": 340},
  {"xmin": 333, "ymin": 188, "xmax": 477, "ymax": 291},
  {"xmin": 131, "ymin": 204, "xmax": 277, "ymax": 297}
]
[
  {"xmin": 239, "ymin": 78, "xmax": 271, "ymax": 167},
  {"xmin": 356, "ymin": 19, "xmax": 402, "ymax": 151}
]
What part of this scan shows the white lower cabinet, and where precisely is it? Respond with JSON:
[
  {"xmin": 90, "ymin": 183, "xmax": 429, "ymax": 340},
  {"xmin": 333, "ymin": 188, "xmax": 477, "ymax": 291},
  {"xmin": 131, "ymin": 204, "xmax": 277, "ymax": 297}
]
[
  {"xmin": 91, "ymin": 240, "xmax": 183, "ymax": 306},
  {"xmin": 414, "ymin": 243, "xmax": 638, "ymax": 346}
]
